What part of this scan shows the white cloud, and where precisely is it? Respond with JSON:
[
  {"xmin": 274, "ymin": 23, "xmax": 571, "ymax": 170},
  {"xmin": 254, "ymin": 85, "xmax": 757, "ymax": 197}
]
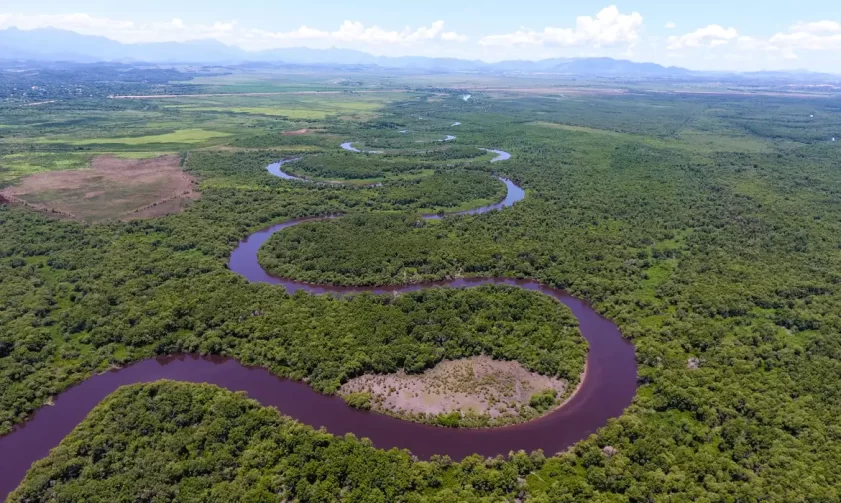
[
  {"xmin": 663, "ymin": 19, "xmax": 841, "ymax": 66},
  {"xmin": 769, "ymin": 20, "xmax": 841, "ymax": 51},
  {"xmin": 441, "ymin": 31, "xmax": 469, "ymax": 42},
  {"xmin": 791, "ymin": 20, "xmax": 841, "ymax": 34},
  {"xmin": 3, "ymin": 10, "xmax": 841, "ymax": 71},
  {"xmin": 0, "ymin": 13, "xmax": 238, "ymax": 44},
  {"xmin": 479, "ymin": 6, "xmax": 643, "ymax": 48},
  {"xmin": 256, "ymin": 20, "xmax": 449, "ymax": 44},
  {"xmin": 667, "ymin": 24, "xmax": 739, "ymax": 49},
  {"xmin": 0, "ymin": 13, "xmax": 467, "ymax": 51}
]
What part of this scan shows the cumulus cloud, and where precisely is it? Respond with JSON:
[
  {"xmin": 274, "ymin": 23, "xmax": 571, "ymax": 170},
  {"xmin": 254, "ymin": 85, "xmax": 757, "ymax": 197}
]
[
  {"xmin": 667, "ymin": 19, "xmax": 841, "ymax": 59},
  {"xmin": 0, "ymin": 13, "xmax": 467, "ymax": 50},
  {"xmin": 0, "ymin": 13, "xmax": 238, "ymax": 44},
  {"xmin": 254, "ymin": 20, "xmax": 455, "ymax": 45},
  {"xmin": 441, "ymin": 31, "xmax": 469, "ymax": 42},
  {"xmin": 667, "ymin": 24, "xmax": 739, "ymax": 49},
  {"xmin": 662, "ymin": 18, "xmax": 841, "ymax": 67},
  {"xmin": 769, "ymin": 20, "xmax": 841, "ymax": 51},
  {"xmin": 791, "ymin": 20, "xmax": 841, "ymax": 34},
  {"xmin": 478, "ymin": 6, "xmax": 643, "ymax": 48},
  {"xmin": 2, "ymin": 9, "xmax": 841, "ymax": 71}
]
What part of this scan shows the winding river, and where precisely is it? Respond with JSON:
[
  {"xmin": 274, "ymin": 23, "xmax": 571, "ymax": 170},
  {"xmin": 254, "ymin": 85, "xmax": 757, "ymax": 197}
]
[
  {"xmin": 340, "ymin": 142, "xmax": 382, "ymax": 154},
  {"xmin": 266, "ymin": 158, "xmax": 306, "ymax": 181},
  {"xmin": 481, "ymin": 148, "xmax": 512, "ymax": 162},
  {"xmin": 0, "ymin": 145, "xmax": 637, "ymax": 500}
]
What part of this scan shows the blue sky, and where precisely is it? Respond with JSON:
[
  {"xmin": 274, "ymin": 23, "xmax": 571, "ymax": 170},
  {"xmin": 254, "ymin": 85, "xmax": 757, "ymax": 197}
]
[{"xmin": 1, "ymin": 1, "xmax": 839, "ymax": 71}]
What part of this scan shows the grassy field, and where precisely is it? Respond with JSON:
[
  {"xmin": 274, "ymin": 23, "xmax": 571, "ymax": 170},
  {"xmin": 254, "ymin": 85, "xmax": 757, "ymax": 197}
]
[
  {"xmin": 168, "ymin": 71, "xmax": 402, "ymax": 93},
  {"xmin": 0, "ymin": 154, "xmax": 90, "ymax": 185},
  {"xmin": 156, "ymin": 92, "xmax": 401, "ymax": 120},
  {"xmin": 0, "ymin": 90, "xmax": 404, "ymax": 186},
  {"xmin": 63, "ymin": 128, "xmax": 231, "ymax": 145}
]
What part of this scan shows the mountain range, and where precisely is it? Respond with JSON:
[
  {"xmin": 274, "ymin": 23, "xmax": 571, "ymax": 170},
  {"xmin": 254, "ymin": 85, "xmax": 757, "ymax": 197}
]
[{"xmin": 1, "ymin": 27, "xmax": 838, "ymax": 80}]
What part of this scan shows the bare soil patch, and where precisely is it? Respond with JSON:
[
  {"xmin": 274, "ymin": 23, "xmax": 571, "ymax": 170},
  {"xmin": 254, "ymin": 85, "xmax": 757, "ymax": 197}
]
[
  {"xmin": 282, "ymin": 128, "xmax": 310, "ymax": 135},
  {"xmin": 340, "ymin": 356, "xmax": 570, "ymax": 427},
  {"xmin": 0, "ymin": 155, "xmax": 198, "ymax": 223}
]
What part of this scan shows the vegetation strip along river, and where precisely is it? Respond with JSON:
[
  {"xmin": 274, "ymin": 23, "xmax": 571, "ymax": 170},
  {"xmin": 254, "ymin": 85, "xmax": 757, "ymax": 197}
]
[{"xmin": 0, "ymin": 146, "xmax": 636, "ymax": 499}]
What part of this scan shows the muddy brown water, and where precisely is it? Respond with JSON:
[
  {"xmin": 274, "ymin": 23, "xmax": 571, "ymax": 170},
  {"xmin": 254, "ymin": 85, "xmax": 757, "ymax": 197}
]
[{"xmin": 0, "ymin": 151, "xmax": 637, "ymax": 499}]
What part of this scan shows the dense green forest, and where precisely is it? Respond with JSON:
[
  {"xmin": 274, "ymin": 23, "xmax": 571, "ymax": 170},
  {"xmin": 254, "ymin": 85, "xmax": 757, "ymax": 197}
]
[
  {"xmin": 0, "ymin": 173, "xmax": 578, "ymax": 431},
  {"xmin": 281, "ymin": 149, "xmax": 487, "ymax": 181},
  {"xmin": 9, "ymin": 382, "xmax": 561, "ymax": 503},
  {"xmin": 188, "ymin": 151, "xmax": 505, "ymax": 213},
  {"xmin": 287, "ymin": 154, "xmax": 427, "ymax": 180},
  {"xmin": 258, "ymin": 213, "xmax": 486, "ymax": 286},
  {"xmin": 3, "ymin": 78, "xmax": 841, "ymax": 501}
]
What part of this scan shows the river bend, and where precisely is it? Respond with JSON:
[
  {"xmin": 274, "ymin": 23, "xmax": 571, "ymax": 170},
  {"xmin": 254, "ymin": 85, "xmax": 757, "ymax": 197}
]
[{"xmin": 0, "ymin": 147, "xmax": 637, "ymax": 499}]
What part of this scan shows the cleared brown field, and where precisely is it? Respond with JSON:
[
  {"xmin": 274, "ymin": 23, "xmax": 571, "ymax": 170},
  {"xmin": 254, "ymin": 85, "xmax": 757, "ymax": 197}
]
[{"xmin": 0, "ymin": 155, "xmax": 198, "ymax": 223}]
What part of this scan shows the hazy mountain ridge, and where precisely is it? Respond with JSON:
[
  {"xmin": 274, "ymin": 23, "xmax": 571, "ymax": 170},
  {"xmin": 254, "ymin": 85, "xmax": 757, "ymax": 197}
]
[
  {"xmin": 0, "ymin": 27, "xmax": 688, "ymax": 75},
  {"xmin": 1, "ymin": 27, "xmax": 838, "ymax": 79}
]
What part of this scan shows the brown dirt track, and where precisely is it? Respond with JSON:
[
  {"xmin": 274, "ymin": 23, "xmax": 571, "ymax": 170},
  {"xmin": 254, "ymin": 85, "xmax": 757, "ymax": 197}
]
[{"xmin": 0, "ymin": 155, "xmax": 199, "ymax": 223}]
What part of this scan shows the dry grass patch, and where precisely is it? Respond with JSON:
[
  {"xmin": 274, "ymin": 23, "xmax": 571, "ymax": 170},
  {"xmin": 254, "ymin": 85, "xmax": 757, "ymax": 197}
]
[
  {"xmin": 282, "ymin": 128, "xmax": 311, "ymax": 135},
  {"xmin": 340, "ymin": 355, "xmax": 570, "ymax": 427},
  {"xmin": 0, "ymin": 155, "xmax": 198, "ymax": 223}
]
